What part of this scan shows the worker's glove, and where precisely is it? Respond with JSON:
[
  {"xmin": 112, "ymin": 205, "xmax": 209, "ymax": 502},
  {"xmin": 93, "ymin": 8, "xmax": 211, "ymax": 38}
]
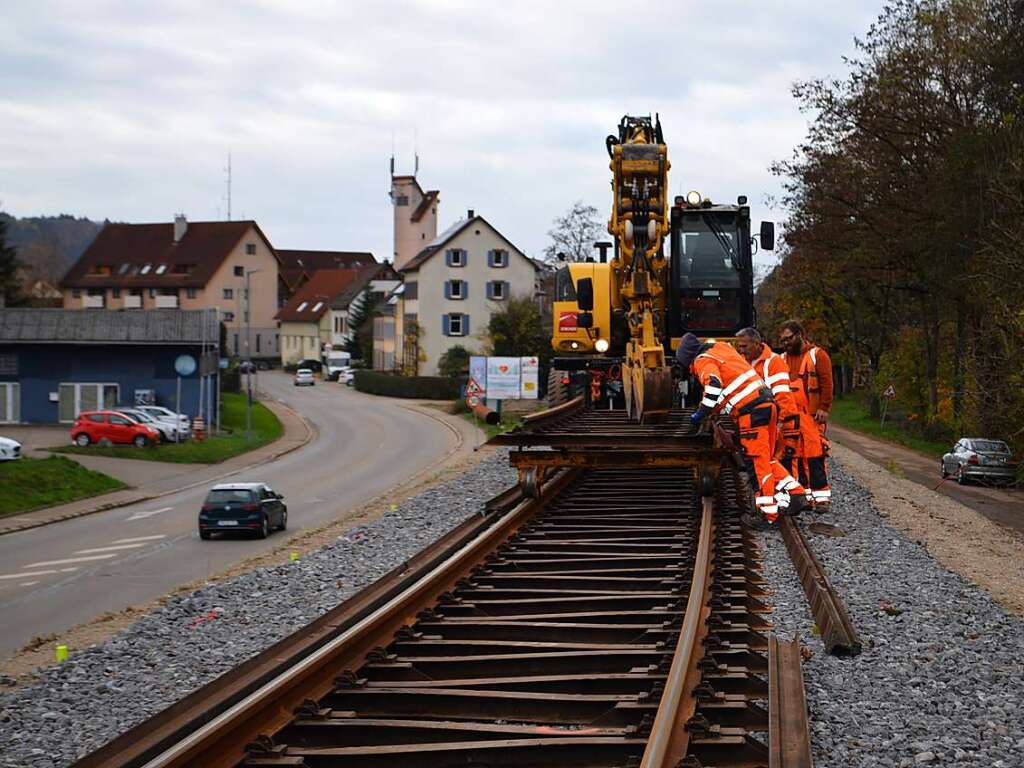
[{"xmin": 689, "ymin": 410, "xmax": 706, "ymax": 428}]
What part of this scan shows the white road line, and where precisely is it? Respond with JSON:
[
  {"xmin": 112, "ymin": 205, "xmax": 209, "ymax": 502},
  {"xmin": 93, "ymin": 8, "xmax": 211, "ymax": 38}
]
[
  {"xmin": 20, "ymin": 581, "xmax": 39, "ymax": 587},
  {"xmin": 25, "ymin": 554, "xmax": 118, "ymax": 568},
  {"xmin": 126, "ymin": 506, "xmax": 173, "ymax": 521},
  {"xmin": 60, "ymin": 567, "xmax": 78, "ymax": 573},
  {"xmin": 74, "ymin": 543, "xmax": 150, "ymax": 555},
  {"xmin": 0, "ymin": 570, "xmax": 58, "ymax": 580},
  {"xmin": 112, "ymin": 535, "xmax": 167, "ymax": 544}
]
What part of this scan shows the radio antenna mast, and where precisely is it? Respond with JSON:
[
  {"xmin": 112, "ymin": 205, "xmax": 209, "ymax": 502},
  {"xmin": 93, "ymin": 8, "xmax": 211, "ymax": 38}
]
[{"xmin": 224, "ymin": 153, "xmax": 232, "ymax": 220}]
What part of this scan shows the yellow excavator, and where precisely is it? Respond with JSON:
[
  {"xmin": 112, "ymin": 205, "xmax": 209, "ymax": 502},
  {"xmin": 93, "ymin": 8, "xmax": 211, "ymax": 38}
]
[{"xmin": 551, "ymin": 114, "xmax": 774, "ymax": 422}]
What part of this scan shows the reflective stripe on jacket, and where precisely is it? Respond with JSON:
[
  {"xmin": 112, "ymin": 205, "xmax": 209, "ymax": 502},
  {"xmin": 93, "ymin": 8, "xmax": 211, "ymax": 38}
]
[{"xmin": 692, "ymin": 342, "xmax": 769, "ymax": 416}]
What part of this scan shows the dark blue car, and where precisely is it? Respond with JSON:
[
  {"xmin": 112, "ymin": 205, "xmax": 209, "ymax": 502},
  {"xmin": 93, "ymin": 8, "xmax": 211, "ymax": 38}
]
[{"xmin": 198, "ymin": 482, "xmax": 287, "ymax": 540}]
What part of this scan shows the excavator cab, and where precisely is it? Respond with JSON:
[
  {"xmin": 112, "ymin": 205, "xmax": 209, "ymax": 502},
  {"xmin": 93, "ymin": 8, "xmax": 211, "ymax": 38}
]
[{"xmin": 668, "ymin": 198, "xmax": 760, "ymax": 342}]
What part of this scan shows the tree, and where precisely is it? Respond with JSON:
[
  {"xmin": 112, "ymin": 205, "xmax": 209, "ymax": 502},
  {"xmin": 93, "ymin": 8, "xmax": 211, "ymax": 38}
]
[
  {"xmin": 342, "ymin": 290, "xmax": 374, "ymax": 365},
  {"xmin": 438, "ymin": 345, "xmax": 471, "ymax": 378},
  {"xmin": 487, "ymin": 294, "xmax": 551, "ymax": 364},
  {"xmin": 542, "ymin": 201, "xmax": 604, "ymax": 262},
  {"xmin": 0, "ymin": 215, "xmax": 22, "ymax": 307}
]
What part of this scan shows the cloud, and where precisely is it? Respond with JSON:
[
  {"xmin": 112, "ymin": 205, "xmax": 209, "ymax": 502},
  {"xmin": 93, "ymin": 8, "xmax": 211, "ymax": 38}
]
[{"xmin": 1, "ymin": 0, "xmax": 884, "ymax": 268}]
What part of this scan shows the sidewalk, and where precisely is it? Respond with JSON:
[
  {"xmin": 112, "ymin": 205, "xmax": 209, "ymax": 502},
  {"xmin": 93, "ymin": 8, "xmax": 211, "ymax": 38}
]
[
  {"xmin": 830, "ymin": 423, "xmax": 1022, "ymax": 533},
  {"xmin": 0, "ymin": 399, "xmax": 314, "ymax": 536}
]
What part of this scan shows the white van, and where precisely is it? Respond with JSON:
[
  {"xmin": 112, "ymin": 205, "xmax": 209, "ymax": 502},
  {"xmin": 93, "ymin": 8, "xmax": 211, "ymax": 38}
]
[{"xmin": 325, "ymin": 351, "xmax": 352, "ymax": 381}]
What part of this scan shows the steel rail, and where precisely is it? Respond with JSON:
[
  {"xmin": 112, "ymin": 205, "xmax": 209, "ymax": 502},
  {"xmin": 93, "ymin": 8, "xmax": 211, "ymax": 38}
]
[
  {"xmin": 129, "ymin": 470, "xmax": 578, "ymax": 768},
  {"xmin": 640, "ymin": 496, "xmax": 714, "ymax": 767},
  {"xmin": 778, "ymin": 516, "xmax": 861, "ymax": 656},
  {"xmin": 768, "ymin": 634, "xmax": 814, "ymax": 768}
]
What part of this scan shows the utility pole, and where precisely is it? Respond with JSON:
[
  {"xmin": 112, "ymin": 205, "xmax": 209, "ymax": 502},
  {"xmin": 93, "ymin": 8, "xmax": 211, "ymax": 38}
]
[{"xmin": 244, "ymin": 268, "xmax": 262, "ymax": 442}]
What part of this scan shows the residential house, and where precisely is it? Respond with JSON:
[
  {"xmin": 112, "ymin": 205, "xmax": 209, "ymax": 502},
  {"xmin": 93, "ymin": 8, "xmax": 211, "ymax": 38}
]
[
  {"xmin": 398, "ymin": 210, "xmax": 540, "ymax": 376},
  {"xmin": 0, "ymin": 308, "xmax": 220, "ymax": 424},
  {"xmin": 276, "ymin": 265, "xmax": 399, "ymax": 366},
  {"xmin": 390, "ymin": 163, "xmax": 440, "ymax": 270},
  {"xmin": 60, "ymin": 216, "xmax": 281, "ymax": 362},
  {"xmin": 276, "ymin": 249, "xmax": 376, "ymax": 307}
]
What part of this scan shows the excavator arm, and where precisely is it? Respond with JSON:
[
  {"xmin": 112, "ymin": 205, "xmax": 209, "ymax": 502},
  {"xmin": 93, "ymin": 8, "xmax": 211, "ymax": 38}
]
[{"xmin": 606, "ymin": 115, "xmax": 673, "ymax": 422}]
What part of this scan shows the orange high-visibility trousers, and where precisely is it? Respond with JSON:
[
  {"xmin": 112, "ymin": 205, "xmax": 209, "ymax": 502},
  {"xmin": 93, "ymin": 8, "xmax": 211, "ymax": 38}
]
[
  {"xmin": 780, "ymin": 401, "xmax": 830, "ymax": 506},
  {"xmin": 737, "ymin": 402, "xmax": 783, "ymax": 523}
]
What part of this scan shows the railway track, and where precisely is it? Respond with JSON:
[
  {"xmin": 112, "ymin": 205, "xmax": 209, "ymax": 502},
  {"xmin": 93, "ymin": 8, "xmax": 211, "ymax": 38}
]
[{"xmin": 75, "ymin": 460, "xmax": 811, "ymax": 768}]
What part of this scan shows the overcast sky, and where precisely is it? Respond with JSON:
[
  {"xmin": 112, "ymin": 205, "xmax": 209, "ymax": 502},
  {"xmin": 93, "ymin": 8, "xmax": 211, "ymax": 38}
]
[{"xmin": 1, "ymin": 1, "xmax": 883, "ymax": 270}]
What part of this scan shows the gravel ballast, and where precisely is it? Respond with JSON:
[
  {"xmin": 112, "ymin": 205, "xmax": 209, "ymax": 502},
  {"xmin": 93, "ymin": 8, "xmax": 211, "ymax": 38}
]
[
  {"xmin": 0, "ymin": 450, "xmax": 516, "ymax": 768},
  {"xmin": 764, "ymin": 459, "xmax": 1024, "ymax": 767}
]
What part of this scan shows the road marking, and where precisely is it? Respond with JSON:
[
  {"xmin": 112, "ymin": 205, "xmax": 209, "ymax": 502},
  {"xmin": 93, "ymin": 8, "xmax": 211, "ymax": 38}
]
[
  {"xmin": 126, "ymin": 506, "xmax": 173, "ymax": 521},
  {"xmin": 74, "ymin": 543, "xmax": 150, "ymax": 555},
  {"xmin": 60, "ymin": 567, "xmax": 78, "ymax": 573},
  {"xmin": 20, "ymin": 581, "xmax": 39, "ymax": 587},
  {"xmin": 112, "ymin": 535, "xmax": 167, "ymax": 544},
  {"xmin": 0, "ymin": 570, "xmax": 58, "ymax": 580},
  {"xmin": 25, "ymin": 554, "xmax": 118, "ymax": 568}
]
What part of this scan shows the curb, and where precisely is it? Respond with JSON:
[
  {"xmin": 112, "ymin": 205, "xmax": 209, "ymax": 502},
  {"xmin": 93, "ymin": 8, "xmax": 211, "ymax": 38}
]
[{"xmin": 0, "ymin": 400, "xmax": 316, "ymax": 538}]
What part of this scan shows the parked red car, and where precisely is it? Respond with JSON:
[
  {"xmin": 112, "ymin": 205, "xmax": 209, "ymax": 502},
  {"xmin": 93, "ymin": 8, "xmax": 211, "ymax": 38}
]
[{"xmin": 70, "ymin": 410, "xmax": 160, "ymax": 448}]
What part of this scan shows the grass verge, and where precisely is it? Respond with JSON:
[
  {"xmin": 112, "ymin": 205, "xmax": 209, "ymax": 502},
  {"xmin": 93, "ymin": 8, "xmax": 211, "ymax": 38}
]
[
  {"xmin": 830, "ymin": 395, "xmax": 948, "ymax": 458},
  {"xmin": 0, "ymin": 456, "xmax": 126, "ymax": 517},
  {"xmin": 461, "ymin": 411, "xmax": 523, "ymax": 441},
  {"xmin": 51, "ymin": 393, "xmax": 283, "ymax": 464}
]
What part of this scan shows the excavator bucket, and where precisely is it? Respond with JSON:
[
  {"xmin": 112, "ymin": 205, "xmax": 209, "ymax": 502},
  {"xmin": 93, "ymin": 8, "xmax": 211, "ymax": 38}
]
[{"xmin": 624, "ymin": 364, "xmax": 674, "ymax": 424}]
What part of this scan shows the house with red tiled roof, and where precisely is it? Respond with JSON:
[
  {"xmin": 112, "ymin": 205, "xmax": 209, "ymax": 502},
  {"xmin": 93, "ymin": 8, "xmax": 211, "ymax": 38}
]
[
  {"xmin": 276, "ymin": 249, "xmax": 376, "ymax": 304},
  {"xmin": 276, "ymin": 264, "xmax": 399, "ymax": 366},
  {"xmin": 60, "ymin": 215, "xmax": 281, "ymax": 361}
]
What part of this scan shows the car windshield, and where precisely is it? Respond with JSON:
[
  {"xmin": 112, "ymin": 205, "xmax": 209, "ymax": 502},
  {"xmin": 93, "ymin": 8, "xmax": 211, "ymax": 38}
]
[
  {"xmin": 297, "ymin": 369, "xmax": 312, "ymax": 375},
  {"xmin": 971, "ymin": 440, "xmax": 1009, "ymax": 453},
  {"xmin": 206, "ymin": 489, "xmax": 256, "ymax": 504}
]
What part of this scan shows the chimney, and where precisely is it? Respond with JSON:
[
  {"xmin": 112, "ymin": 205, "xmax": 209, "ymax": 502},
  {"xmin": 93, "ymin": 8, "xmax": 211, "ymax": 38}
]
[
  {"xmin": 467, "ymin": 209, "xmax": 475, "ymax": 219},
  {"xmin": 173, "ymin": 213, "xmax": 188, "ymax": 243}
]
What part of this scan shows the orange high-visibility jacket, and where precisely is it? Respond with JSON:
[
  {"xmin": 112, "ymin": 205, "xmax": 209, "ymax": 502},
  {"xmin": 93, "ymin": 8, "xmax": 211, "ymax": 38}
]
[
  {"xmin": 752, "ymin": 343, "xmax": 800, "ymax": 436},
  {"xmin": 785, "ymin": 344, "xmax": 833, "ymax": 415},
  {"xmin": 691, "ymin": 342, "xmax": 770, "ymax": 417}
]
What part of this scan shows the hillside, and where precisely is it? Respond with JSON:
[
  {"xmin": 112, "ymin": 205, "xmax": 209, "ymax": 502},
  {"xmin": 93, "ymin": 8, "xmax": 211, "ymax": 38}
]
[{"xmin": 1, "ymin": 213, "xmax": 105, "ymax": 284}]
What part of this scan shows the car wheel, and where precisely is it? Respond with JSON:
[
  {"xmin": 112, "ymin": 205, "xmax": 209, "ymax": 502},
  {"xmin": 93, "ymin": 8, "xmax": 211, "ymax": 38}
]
[
  {"xmin": 74, "ymin": 433, "xmax": 91, "ymax": 447},
  {"xmin": 199, "ymin": 530, "xmax": 212, "ymax": 540},
  {"xmin": 133, "ymin": 434, "xmax": 149, "ymax": 448},
  {"xmin": 957, "ymin": 465, "xmax": 967, "ymax": 485},
  {"xmin": 278, "ymin": 508, "xmax": 288, "ymax": 531},
  {"xmin": 255, "ymin": 515, "xmax": 270, "ymax": 539}
]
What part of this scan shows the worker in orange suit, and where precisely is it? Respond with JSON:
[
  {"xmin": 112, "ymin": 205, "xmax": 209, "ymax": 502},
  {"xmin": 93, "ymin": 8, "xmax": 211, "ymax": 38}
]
[
  {"xmin": 779, "ymin": 320, "xmax": 832, "ymax": 511},
  {"xmin": 676, "ymin": 332, "xmax": 792, "ymax": 530},
  {"xmin": 734, "ymin": 327, "xmax": 807, "ymax": 516}
]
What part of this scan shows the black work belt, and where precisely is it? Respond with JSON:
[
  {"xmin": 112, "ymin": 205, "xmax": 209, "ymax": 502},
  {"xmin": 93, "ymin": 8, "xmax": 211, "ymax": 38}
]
[{"xmin": 735, "ymin": 388, "xmax": 774, "ymax": 417}]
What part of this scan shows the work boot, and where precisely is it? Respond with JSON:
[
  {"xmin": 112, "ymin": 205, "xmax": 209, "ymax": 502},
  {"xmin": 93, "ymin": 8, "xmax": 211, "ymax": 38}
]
[
  {"xmin": 740, "ymin": 511, "xmax": 770, "ymax": 531},
  {"xmin": 784, "ymin": 493, "xmax": 807, "ymax": 517},
  {"xmin": 814, "ymin": 500, "xmax": 831, "ymax": 515}
]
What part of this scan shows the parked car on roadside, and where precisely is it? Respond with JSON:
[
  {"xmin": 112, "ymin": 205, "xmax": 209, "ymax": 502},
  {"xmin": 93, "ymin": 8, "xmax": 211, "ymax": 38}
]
[
  {"xmin": 198, "ymin": 482, "xmax": 287, "ymax": 540},
  {"xmin": 335, "ymin": 366, "xmax": 355, "ymax": 386},
  {"xmin": 118, "ymin": 408, "xmax": 182, "ymax": 443},
  {"xmin": 135, "ymin": 405, "xmax": 192, "ymax": 438},
  {"xmin": 70, "ymin": 411, "xmax": 160, "ymax": 448},
  {"xmin": 942, "ymin": 438, "xmax": 1017, "ymax": 486},
  {"xmin": 0, "ymin": 436, "xmax": 22, "ymax": 461},
  {"xmin": 294, "ymin": 368, "xmax": 315, "ymax": 387}
]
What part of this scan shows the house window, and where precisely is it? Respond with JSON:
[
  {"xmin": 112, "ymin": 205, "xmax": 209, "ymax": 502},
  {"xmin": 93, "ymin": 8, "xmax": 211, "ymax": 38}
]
[
  {"xmin": 72, "ymin": 288, "xmax": 81, "ymax": 298},
  {"xmin": 0, "ymin": 382, "xmax": 19, "ymax": 423},
  {"xmin": 395, "ymin": 195, "xmax": 409, "ymax": 206},
  {"xmin": 445, "ymin": 249, "xmax": 465, "ymax": 267},
  {"xmin": 245, "ymin": 243, "xmax": 256, "ymax": 255},
  {"xmin": 223, "ymin": 311, "xmax": 235, "ymax": 321},
  {"xmin": 112, "ymin": 288, "xmax": 122, "ymax": 299},
  {"xmin": 148, "ymin": 288, "xmax": 157, "ymax": 298},
  {"xmin": 118, "ymin": 263, "xmax": 131, "ymax": 275},
  {"xmin": 140, "ymin": 264, "xmax": 152, "ymax": 275},
  {"xmin": 488, "ymin": 280, "xmax": 507, "ymax": 300},
  {"xmin": 489, "ymin": 249, "xmax": 508, "ymax": 268},
  {"xmin": 233, "ymin": 333, "xmax": 239, "ymax": 355},
  {"xmin": 223, "ymin": 288, "xmax": 234, "ymax": 300},
  {"xmin": 58, "ymin": 383, "xmax": 118, "ymax": 422},
  {"xmin": 234, "ymin": 266, "xmax": 244, "ymax": 277},
  {"xmin": 186, "ymin": 288, "xmax": 197, "ymax": 299},
  {"xmin": 444, "ymin": 313, "xmax": 467, "ymax": 337},
  {"xmin": 297, "ymin": 301, "xmax": 308, "ymax": 312},
  {"xmin": 155, "ymin": 264, "xmax": 167, "ymax": 275},
  {"xmin": 0, "ymin": 354, "xmax": 17, "ymax": 376},
  {"xmin": 256, "ymin": 334, "xmax": 261, "ymax": 353},
  {"xmin": 447, "ymin": 280, "xmax": 465, "ymax": 300},
  {"xmin": 404, "ymin": 282, "xmax": 418, "ymax": 300},
  {"xmin": 312, "ymin": 301, "xmax": 324, "ymax": 313}
]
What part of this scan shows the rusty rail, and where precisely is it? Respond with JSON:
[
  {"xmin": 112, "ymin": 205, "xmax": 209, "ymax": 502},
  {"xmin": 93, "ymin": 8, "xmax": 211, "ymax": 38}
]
[
  {"xmin": 768, "ymin": 635, "xmax": 814, "ymax": 768},
  {"xmin": 778, "ymin": 516, "xmax": 861, "ymax": 656}
]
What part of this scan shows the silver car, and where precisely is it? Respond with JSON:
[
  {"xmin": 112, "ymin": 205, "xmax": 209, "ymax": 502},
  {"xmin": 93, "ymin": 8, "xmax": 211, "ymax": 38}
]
[{"xmin": 941, "ymin": 438, "xmax": 1017, "ymax": 486}]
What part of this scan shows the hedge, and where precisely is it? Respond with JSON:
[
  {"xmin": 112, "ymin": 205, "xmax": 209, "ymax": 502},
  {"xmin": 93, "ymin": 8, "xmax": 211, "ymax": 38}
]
[{"xmin": 354, "ymin": 370, "xmax": 460, "ymax": 399}]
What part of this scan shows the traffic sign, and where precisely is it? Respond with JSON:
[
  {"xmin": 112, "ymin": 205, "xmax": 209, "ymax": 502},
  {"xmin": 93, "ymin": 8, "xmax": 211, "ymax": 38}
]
[
  {"xmin": 882, "ymin": 384, "xmax": 896, "ymax": 399},
  {"xmin": 468, "ymin": 395, "xmax": 480, "ymax": 407}
]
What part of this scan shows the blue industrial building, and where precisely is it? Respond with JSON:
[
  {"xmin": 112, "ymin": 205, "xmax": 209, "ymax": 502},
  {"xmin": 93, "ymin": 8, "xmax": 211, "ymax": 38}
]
[{"xmin": 0, "ymin": 309, "xmax": 221, "ymax": 425}]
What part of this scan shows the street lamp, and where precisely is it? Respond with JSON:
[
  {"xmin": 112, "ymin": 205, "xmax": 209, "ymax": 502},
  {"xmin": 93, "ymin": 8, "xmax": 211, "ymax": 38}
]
[{"xmin": 244, "ymin": 269, "xmax": 263, "ymax": 442}]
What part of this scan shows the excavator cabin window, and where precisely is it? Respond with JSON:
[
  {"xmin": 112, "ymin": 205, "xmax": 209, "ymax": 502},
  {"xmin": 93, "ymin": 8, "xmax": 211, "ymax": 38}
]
[
  {"xmin": 672, "ymin": 211, "xmax": 748, "ymax": 333},
  {"xmin": 554, "ymin": 267, "xmax": 577, "ymax": 301}
]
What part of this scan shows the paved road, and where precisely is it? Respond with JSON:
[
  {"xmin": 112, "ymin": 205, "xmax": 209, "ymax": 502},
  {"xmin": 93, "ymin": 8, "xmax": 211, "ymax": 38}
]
[
  {"xmin": 0, "ymin": 373, "xmax": 466, "ymax": 655},
  {"xmin": 830, "ymin": 424, "xmax": 1022, "ymax": 532}
]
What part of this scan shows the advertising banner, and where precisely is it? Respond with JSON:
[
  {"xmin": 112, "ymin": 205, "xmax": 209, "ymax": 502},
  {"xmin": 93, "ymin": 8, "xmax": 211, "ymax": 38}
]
[
  {"xmin": 486, "ymin": 357, "xmax": 521, "ymax": 400},
  {"xmin": 519, "ymin": 356, "xmax": 539, "ymax": 399}
]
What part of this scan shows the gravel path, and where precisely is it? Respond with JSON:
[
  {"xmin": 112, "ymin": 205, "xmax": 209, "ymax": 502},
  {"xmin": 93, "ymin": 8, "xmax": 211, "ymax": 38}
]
[
  {"xmin": 0, "ymin": 450, "xmax": 517, "ymax": 768},
  {"xmin": 764, "ymin": 459, "xmax": 1024, "ymax": 768}
]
